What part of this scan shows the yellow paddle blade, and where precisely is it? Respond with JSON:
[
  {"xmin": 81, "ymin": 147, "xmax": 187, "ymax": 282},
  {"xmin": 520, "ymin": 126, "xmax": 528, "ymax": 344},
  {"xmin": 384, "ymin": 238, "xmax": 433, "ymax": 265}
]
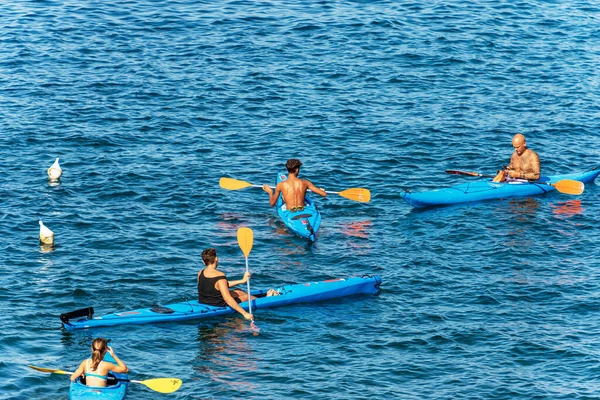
[
  {"xmin": 338, "ymin": 188, "xmax": 371, "ymax": 203},
  {"xmin": 28, "ymin": 365, "xmax": 70, "ymax": 375},
  {"xmin": 219, "ymin": 177, "xmax": 253, "ymax": 191},
  {"xmin": 552, "ymin": 179, "xmax": 584, "ymax": 195},
  {"xmin": 141, "ymin": 378, "xmax": 182, "ymax": 394},
  {"xmin": 237, "ymin": 227, "xmax": 254, "ymax": 258}
]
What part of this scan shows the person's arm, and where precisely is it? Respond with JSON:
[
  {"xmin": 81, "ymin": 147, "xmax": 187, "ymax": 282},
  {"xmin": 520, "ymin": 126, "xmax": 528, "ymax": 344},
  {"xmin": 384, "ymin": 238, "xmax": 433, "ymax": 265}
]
[
  {"xmin": 228, "ymin": 271, "xmax": 250, "ymax": 287},
  {"xmin": 306, "ymin": 181, "xmax": 327, "ymax": 197},
  {"xmin": 521, "ymin": 151, "xmax": 541, "ymax": 180},
  {"xmin": 70, "ymin": 361, "xmax": 86, "ymax": 382},
  {"xmin": 105, "ymin": 347, "xmax": 128, "ymax": 374},
  {"xmin": 263, "ymin": 183, "xmax": 281, "ymax": 207},
  {"xmin": 505, "ymin": 153, "xmax": 517, "ymax": 178},
  {"xmin": 216, "ymin": 279, "xmax": 253, "ymax": 320}
]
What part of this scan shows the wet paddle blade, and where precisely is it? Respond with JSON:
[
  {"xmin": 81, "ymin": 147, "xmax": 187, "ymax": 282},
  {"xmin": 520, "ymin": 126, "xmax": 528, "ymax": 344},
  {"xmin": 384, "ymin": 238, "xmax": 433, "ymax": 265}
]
[
  {"xmin": 28, "ymin": 365, "xmax": 70, "ymax": 375},
  {"xmin": 219, "ymin": 177, "xmax": 253, "ymax": 191},
  {"xmin": 237, "ymin": 227, "xmax": 254, "ymax": 257},
  {"xmin": 141, "ymin": 378, "xmax": 182, "ymax": 394},
  {"xmin": 552, "ymin": 179, "xmax": 584, "ymax": 195},
  {"xmin": 337, "ymin": 188, "xmax": 371, "ymax": 202}
]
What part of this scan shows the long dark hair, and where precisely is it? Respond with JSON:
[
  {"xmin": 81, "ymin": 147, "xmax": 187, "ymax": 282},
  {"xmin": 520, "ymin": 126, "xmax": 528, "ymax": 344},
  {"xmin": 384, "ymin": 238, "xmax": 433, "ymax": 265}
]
[{"xmin": 90, "ymin": 338, "xmax": 108, "ymax": 370}]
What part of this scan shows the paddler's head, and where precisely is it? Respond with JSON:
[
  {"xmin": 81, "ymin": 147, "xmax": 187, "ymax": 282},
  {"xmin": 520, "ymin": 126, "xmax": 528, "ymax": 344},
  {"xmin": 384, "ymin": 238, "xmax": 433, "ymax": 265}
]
[
  {"xmin": 512, "ymin": 134, "xmax": 527, "ymax": 156},
  {"xmin": 202, "ymin": 248, "xmax": 218, "ymax": 267},
  {"xmin": 286, "ymin": 159, "xmax": 302, "ymax": 176},
  {"xmin": 91, "ymin": 338, "xmax": 108, "ymax": 369}
]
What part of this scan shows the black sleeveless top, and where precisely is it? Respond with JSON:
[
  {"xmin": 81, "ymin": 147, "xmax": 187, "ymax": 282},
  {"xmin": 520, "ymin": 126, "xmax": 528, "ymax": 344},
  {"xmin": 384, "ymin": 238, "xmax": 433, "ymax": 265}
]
[{"xmin": 197, "ymin": 269, "xmax": 227, "ymax": 306}]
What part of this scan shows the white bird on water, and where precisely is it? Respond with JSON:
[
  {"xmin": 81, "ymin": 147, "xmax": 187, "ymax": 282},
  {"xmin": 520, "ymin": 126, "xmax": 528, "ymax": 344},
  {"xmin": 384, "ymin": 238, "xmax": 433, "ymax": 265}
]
[
  {"xmin": 39, "ymin": 220, "xmax": 54, "ymax": 245},
  {"xmin": 47, "ymin": 157, "xmax": 62, "ymax": 181}
]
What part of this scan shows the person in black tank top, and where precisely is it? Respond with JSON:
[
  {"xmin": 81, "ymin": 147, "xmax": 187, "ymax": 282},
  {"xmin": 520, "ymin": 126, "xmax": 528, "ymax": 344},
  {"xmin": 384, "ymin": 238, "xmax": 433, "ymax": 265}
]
[{"xmin": 197, "ymin": 248, "xmax": 254, "ymax": 320}]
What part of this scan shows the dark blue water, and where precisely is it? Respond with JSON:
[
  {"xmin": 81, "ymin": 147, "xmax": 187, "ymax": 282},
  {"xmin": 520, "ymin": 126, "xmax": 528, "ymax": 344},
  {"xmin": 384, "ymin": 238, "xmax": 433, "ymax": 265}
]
[{"xmin": 2, "ymin": 0, "xmax": 600, "ymax": 398}]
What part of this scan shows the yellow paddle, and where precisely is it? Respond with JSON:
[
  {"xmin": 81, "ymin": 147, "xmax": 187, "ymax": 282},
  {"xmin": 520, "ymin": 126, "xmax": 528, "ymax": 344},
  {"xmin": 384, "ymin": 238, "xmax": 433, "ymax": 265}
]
[
  {"xmin": 237, "ymin": 227, "xmax": 258, "ymax": 331},
  {"xmin": 28, "ymin": 365, "xmax": 182, "ymax": 394},
  {"xmin": 219, "ymin": 177, "xmax": 371, "ymax": 202},
  {"xmin": 444, "ymin": 170, "xmax": 584, "ymax": 195}
]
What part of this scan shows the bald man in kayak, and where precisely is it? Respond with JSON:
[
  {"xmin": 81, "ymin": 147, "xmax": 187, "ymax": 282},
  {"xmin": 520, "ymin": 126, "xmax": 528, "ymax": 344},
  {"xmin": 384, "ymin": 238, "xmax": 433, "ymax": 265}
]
[
  {"xmin": 493, "ymin": 134, "xmax": 541, "ymax": 182},
  {"xmin": 263, "ymin": 159, "xmax": 327, "ymax": 211}
]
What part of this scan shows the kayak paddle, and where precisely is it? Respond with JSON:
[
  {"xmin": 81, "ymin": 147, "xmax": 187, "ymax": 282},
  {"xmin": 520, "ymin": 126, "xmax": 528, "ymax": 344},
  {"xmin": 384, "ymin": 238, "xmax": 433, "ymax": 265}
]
[
  {"xmin": 219, "ymin": 177, "xmax": 371, "ymax": 202},
  {"xmin": 237, "ymin": 226, "xmax": 258, "ymax": 332},
  {"xmin": 445, "ymin": 170, "xmax": 584, "ymax": 195},
  {"xmin": 445, "ymin": 169, "xmax": 496, "ymax": 178},
  {"xmin": 28, "ymin": 365, "xmax": 182, "ymax": 394}
]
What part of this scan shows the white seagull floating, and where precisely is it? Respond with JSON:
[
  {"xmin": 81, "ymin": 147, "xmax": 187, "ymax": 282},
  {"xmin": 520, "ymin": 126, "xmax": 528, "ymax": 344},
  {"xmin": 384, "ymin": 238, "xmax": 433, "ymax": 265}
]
[
  {"xmin": 39, "ymin": 220, "xmax": 55, "ymax": 245},
  {"xmin": 47, "ymin": 157, "xmax": 62, "ymax": 181}
]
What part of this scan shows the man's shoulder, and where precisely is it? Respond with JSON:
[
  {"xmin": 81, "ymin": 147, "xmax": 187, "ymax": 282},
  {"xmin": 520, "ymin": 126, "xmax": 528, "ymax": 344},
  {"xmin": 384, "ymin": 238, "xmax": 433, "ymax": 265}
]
[{"xmin": 527, "ymin": 148, "xmax": 540, "ymax": 158}]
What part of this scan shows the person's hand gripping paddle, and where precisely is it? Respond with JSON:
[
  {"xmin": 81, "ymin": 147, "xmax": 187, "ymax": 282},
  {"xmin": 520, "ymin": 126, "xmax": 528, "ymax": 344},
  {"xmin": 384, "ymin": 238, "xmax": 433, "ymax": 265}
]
[{"xmin": 237, "ymin": 227, "xmax": 259, "ymax": 332}]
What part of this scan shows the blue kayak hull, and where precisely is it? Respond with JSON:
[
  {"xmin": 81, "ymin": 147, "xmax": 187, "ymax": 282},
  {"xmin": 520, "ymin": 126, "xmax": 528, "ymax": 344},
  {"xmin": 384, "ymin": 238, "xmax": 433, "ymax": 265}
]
[
  {"xmin": 62, "ymin": 276, "xmax": 382, "ymax": 330},
  {"xmin": 69, "ymin": 353, "xmax": 128, "ymax": 400},
  {"xmin": 275, "ymin": 171, "xmax": 322, "ymax": 241},
  {"xmin": 401, "ymin": 169, "xmax": 600, "ymax": 208}
]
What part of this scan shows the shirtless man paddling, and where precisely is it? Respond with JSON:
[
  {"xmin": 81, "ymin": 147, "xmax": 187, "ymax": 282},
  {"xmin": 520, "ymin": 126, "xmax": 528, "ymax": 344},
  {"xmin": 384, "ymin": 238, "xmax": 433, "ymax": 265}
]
[
  {"xmin": 493, "ymin": 134, "xmax": 541, "ymax": 182},
  {"xmin": 263, "ymin": 159, "xmax": 327, "ymax": 211}
]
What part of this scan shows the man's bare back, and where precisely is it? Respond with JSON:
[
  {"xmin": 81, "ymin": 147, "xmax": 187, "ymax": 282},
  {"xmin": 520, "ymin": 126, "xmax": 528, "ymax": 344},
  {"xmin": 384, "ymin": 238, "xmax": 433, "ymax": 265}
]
[
  {"xmin": 263, "ymin": 159, "xmax": 326, "ymax": 209},
  {"xmin": 278, "ymin": 175, "xmax": 316, "ymax": 208}
]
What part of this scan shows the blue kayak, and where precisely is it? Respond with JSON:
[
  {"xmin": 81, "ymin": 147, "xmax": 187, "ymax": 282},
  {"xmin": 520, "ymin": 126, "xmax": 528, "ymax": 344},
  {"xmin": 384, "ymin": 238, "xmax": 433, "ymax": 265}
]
[
  {"xmin": 275, "ymin": 171, "xmax": 322, "ymax": 242},
  {"xmin": 61, "ymin": 275, "xmax": 382, "ymax": 330},
  {"xmin": 69, "ymin": 353, "xmax": 128, "ymax": 400},
  {"xmin": 400, "ymin": 168, "xmax": 599, "ymax": 208}
]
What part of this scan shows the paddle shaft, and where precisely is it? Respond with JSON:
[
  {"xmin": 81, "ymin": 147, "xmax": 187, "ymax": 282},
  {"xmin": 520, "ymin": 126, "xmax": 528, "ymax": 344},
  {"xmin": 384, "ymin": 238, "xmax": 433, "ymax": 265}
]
[
  {"xmin": 220, "ymin": 177, "xmax": 370, "ymax": 202},
  {"xmin": 248, "ymin": 184, "xmax": 343, "ymax": 195},
  {"xmin": 245, "ymin": 256, "xmax": 252, "ymax": 317},
  {"xmin": 31, "ymin": 368, "xmax": 137, "ymax": 384}
]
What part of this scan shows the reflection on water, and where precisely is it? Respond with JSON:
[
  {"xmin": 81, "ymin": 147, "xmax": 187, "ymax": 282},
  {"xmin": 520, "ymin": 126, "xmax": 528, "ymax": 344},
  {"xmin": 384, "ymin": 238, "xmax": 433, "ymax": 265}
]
[
  {"xmin": 342, "ymin": 220, "xmax": 371, "ymax": 239},
  {"xmin": 215, "ymin": 212, "xmax": 248, "ymax": 238},
  {"xmin": 505, "ymin": 197, "xmax": 540, "ymax": 219},
  {"xmin": 193, "ymin": 320, "xmax": 258, "ymax": 391},
  {"xmin": 340, "ymin": 220, "xmax": 372, "ymax": 255},
  {"xmin": 39, "ymin": 244, "xmax": 55, "ymax": 253},
  {"xmin": 60, "ymin": 330, "xmax": 96, "ymax": 349},
  {"xmin": 551, "ymin": 199, "xmax": 583, "ymax": 217},
  {"xmin": 493, "ymin": 199, "xmax": 540, "ymax": 252},
  {"xmin": 269, "ymin": 218, "xmax": 313, "ymax": 256}
]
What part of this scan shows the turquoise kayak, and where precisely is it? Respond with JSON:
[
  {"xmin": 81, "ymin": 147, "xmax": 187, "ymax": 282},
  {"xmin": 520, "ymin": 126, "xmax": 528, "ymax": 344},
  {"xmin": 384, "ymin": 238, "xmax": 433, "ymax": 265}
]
[
  {"xmin": 400, "ymin": 168, "xmax": 599, "ymax": 208},
  {"xmin": 61, "ymin": 275, "xmax": 382, "ymax": 330},
  {"xmin": 275, "ymin": 171, "xmax": 322, "ymax": 242},
  {"xmin": 69, "ymin": 353, "xmax": 128, "ymax": 400}
]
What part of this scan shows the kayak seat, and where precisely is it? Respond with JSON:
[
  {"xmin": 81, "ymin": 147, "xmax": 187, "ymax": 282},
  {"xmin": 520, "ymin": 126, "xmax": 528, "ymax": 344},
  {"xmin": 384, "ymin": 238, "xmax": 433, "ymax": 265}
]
[
  {"xmin": 80, "ymin": 372, "xmax": 119, "ymax": 387},
  {"xmin": 291, "ymin": 213, "xmax": 312, "ymax": 220},
  {"xmin": 151, "ymin": 305, "xmax": 175, "ymax": 314},
  {"xmin": 60, "ymin": 307, "xmax": 94, "ymax": 325}
]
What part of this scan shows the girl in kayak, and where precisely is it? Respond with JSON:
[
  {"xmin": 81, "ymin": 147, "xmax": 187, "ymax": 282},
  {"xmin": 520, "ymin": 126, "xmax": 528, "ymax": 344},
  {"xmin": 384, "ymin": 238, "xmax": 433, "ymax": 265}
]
[
  {"xmin": 197, "ymin": 248, "xmax": 255, "ymax": 320},
  {"xmin": 70, "ymin": 338, "xmax": 128, "ymax": 387}
]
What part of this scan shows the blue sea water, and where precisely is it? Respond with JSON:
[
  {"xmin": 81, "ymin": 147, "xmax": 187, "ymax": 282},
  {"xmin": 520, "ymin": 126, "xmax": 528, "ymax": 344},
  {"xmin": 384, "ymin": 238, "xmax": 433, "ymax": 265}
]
[{"xmin": 1, "ymin": 0, "xmax": 600, "ymax": 398}]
